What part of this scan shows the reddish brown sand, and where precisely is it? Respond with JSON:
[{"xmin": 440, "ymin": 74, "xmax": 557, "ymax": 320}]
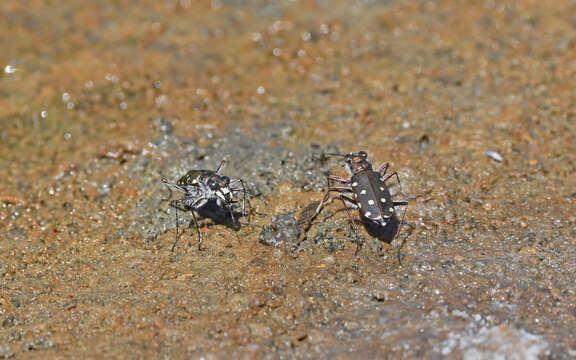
[{"xmin": 1, "ymin": 0, "xmax": 575, "ymax": 358}]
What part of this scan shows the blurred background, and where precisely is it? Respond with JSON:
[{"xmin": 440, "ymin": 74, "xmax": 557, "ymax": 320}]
[{"xmin": 1, "ymin": 0, "xmax": 575, "ymax": 358}]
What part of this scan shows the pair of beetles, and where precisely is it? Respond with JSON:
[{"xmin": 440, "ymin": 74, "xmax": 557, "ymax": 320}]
[{"xmin": 162, "ymin": 151, "xmax": 408, "ymax": 252}]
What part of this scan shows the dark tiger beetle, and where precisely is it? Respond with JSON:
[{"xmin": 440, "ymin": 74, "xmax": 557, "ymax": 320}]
[
  {"xmin": 162, "ymin": 160, "xmax": 254, "ymax": 252},
  {"xmin": 314, "ymin": 151, "xmax": 409, "ymax": 254}
]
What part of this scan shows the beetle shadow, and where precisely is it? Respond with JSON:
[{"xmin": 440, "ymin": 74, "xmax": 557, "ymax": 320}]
[{"xmin": 193, "ymin": 200, "xmax": 246, "ymax": 231}]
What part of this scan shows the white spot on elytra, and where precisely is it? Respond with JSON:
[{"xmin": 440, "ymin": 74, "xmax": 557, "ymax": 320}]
[
  {"xmin": 360, "ymin": 189, "xmax": 367, "ymax": 195},
  {"xmin": 352, "ymin": 182, "xmax": 358, "ymax": 187},
  {"xmin": 380, "ymin": 187, "xmax": 385, "ymax": 191},
  {"xmin": 364, "ymin": 211, "xmax": 372, "ymax": 217},
  {"xmin": 358, "ymin": 203, "xmax": 362, "ymax": 208},
  {"xmin": 380, "ymin": 197, "xmax": 387, "ymax": 203},
  {"xmin": 368, "ymin": 199, "xmax": 375, "ymax": 205},
  {"xmin": 390, "ymin": 207, "xmax": 394, "ymax": 212}
]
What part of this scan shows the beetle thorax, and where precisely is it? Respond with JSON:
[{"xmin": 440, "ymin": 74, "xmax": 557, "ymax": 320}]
[{"xmin": 345, "ymin": 158, "xmax": 373, "ymax": 174}]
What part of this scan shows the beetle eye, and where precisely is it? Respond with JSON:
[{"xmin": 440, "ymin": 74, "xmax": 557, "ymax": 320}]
[
  {"xmin": 222, "ymin": 176, "xmax": 230, "ymax": 184},
  {"xmin": 359, "ymin": 151, "xmax": 367, "ymax": 157}
]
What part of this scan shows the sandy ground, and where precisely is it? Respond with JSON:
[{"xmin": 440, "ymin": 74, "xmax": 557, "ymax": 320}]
[{"xmin": 1, "ymin": 0, "xmax": 575, "ymax": 358}]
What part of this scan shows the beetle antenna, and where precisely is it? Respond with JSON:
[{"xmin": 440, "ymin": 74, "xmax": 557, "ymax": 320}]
[{"xmin": 324, "ymin": 153, "xmax": 346, "ymax": 157}]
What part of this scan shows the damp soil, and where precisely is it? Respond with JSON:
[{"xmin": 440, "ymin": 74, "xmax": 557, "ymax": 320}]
[{"xmin": 1, "ymin": 0, "xmax": 575, "ymax": 358}]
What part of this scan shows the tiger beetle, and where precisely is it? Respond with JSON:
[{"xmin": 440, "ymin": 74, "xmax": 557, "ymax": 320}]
[
  {"xmin": 314, "ymin": 151, "xmax": 408, "ymax": 254},
  {"xmin": 161, "ymin": 160, "xmax": 253, "ymax": 252}
]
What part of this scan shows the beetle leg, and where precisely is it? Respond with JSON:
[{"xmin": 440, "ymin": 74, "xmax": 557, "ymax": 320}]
[
  {"xmin": 237, "ymin": 178, "xmax": 251, "ymax": 220},
  {"xmin": 376, "ymin": 162, "xmax": 389, "ymax": 175},
  {"xmin": 317, "ymin": 185, "xmax": 353, "ymax": 211},
  {"xmin": 222, "ymin": 200, "xmax": 242, "ymax": 243},
  {"xmin": 169, "ymin": 199, "xmax": 203, "ymax": 252},
  {"xmin": 216, "ymin": 160, "xmax": 227, "ymax": 174},
  {"xmin": 222, "ymin": 195, "xmax": 240, "ymax": 230},
  {"xmin": 170, "ymin": 199, "xmax": 203, "ymax": 252},
  {"xmin": 169, "ymin": 199, "xmax": 187, "ymax": 252},
  {"xmin": 226, "ymin": 200, "xmax": 237, "ymax": 225},
  {"xmin": 314, "ymin": 178, "xmax": 333, "ymax": 218},
  {"xmin": 328, "ymin": 186, "xmax": 354, "ymax": 192},
  {"xmin": 381, "ymin": 171, "xmax": 405, "ymax": 196},
  {"xmin": 230, "ymin": 178, "xmax": 264, "ymax": 220},
  {"xmin": 229, "ymin": 179, "xmax": 244, "ymax": 210},
  {"xmin": 328, "ymin": 175, "xmax": 351, "ymax": 184},
  {"xmin": 314, "ymin": 175, "xmax": 355, "ymax": 217},
  {"xmin": 337, "ymin": 194, "xmax": 364, "ymax": 255},
  {"xmin": 394, "ymin": 200, "xmax": 410, "ymax": 265},
  {"xmin": 173, "ymin": 201, "xmax": 180, "ymax": 252},
  {"xmin": 338, "ymin": 194, "xmax": 359, "ymax": 232},
  {"xmin": 228, "ymin": 179, "xmax": 245, "ymax": 214},
  {"xmin": 189, "ymin": 210, "xmax": 203, "ymax": 251},
  {"xmin": 394, "ymin": 199, "xmax": 409, "ymax": 236}
]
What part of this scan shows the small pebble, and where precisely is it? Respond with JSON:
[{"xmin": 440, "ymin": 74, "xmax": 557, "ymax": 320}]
[
  {"xmin": 486, "ymin": 150, "xmax": 503, "ymax": 162},
  {"xmin": 0, "ymin": 344, "xmax": 14, "ymax": 359},
  {"xmin": 4, "ymin": 65, "xmax": 18, "ymax": 74}
]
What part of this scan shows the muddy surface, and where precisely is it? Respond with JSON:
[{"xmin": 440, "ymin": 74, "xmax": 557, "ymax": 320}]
[{"xmin": 1, "ymin": 0, "xmax": 575, "ymax": 358}]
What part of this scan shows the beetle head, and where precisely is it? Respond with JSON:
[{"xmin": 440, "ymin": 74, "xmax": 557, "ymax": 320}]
[
  {"xmin": 343, "ymin": 151, "xmax": 372, "ymax": 173},
  {"xmin": 325, "ymin": 151, "xmax": 372, "ymax": 174}
]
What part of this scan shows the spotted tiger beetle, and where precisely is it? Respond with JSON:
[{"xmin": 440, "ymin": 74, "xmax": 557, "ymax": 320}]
[
  {"xmin": 162, "ymin": 160, "xmax": 253, "ymax": 251},
  {"xmin": 314, "ymin": 151, "xmax": 408, "ymax": 253}
]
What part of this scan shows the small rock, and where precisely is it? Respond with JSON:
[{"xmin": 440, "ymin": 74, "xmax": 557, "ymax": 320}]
[
  {"xmin": 485, "ymin": 150, "xmax": 503, "ymax": 162},
  {"xmin": 63, "ymin": 300, "xmax": 77, "ymax": 310},
  {"xmin": 0, "ymin": 344, "xmax": 14, "ymax": 359},
  {"xmin": 564, "ymin": 192, "xmax": 576, "ymax": 199},
  {"xmin": 154, "ymin": 116, "xmax": 173, "ymax": 134},
  {"xmin": 258, "ymin": 212, "xmax": 300, "ymax": 249},
  {"xmin": 20, "ymin": 337, "xmax": 53, "ymax": 352}
]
